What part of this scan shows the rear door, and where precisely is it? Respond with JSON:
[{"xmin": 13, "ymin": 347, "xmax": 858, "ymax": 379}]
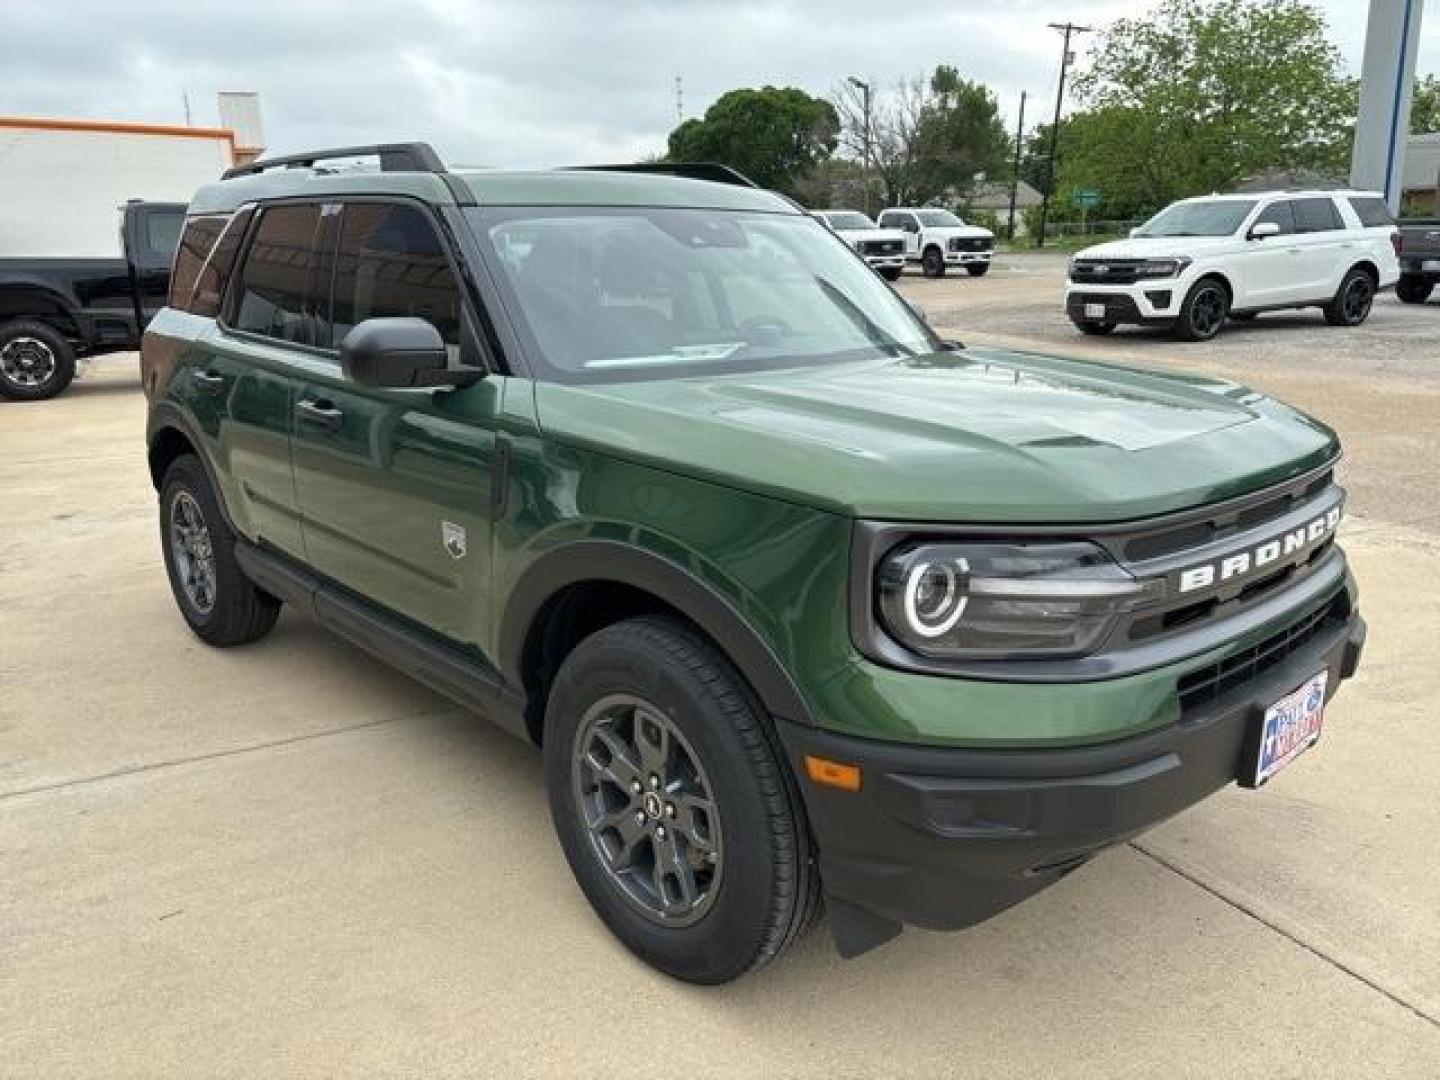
[
  {"xmin": 1291, "ymin": 197, "xmax": 1348, "ymax": 298},
  {"xmin": 125, "ymin": 202, "xmax": 187, "ymax": 328},
  {"xmin": 290, "ymin": 199, "xmax": 501, "ymax": 648}
]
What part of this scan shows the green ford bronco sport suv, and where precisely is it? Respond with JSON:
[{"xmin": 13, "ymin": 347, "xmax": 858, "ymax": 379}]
[{"xmin": 143, "ymin": 143, "xmax": 1365, "ymax": 984}]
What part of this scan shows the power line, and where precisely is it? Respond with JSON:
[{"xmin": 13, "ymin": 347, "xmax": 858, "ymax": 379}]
[{"xmin": 1035, "ymin": 21, "xmax": 1092, "ymax": 248}]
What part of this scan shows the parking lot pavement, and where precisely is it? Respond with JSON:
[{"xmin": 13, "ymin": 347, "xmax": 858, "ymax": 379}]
[{"xmin": 4, "ymin": 299, "xmax": 1439, "ymax": 1076}]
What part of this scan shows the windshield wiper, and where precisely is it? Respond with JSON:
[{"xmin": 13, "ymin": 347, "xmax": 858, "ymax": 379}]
[{"xmin": 812, "ymin": 276, "xmax": 921, "ymax": 359}]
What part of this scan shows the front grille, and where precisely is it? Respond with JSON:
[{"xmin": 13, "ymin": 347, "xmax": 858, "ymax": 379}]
[
  {"xmin": 861, "ymin": 239, "xmax": 903, "ymax": 255},
  {"xmin": 1070, "ymin": 258, "xmax": 1147, "ymax": 284},
  {"xmin": 1177, "ymin": 593, "xmax": 1348, "ymax": 712},
  {"xmin": 948, "ymin": 237, "xmax": 991, "ymax": 252},
  {"xmin": 1066, "ymin": 292, "xmax": 1143, "ymax": 323}
]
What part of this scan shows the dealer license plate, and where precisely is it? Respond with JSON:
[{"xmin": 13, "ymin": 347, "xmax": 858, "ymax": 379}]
[
  {"xmin": 1084, "ymin": 302, "xmax": 1107, "ymax": 319},
  {"xmin": 1422, "ymin": 259, "xmax": 1440, "ymax": 273},
  {"xmin": 1253, "ymin": 670, "xmax": 1327, "ymax": 785}
]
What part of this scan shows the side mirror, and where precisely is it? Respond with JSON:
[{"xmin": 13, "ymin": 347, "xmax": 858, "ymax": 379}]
[
  {"xmin": 339, "ymin": 317, "xmax": 473, "ymax": 389},
  {"xmin": 1248, "ymin": 221, "xmax": 1281, "ymax": 240}
]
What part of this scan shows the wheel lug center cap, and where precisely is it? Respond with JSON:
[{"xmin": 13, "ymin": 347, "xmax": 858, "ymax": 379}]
[{"xmin": 642, "ymin": 791, "xmax": 663, "ymax": 819}]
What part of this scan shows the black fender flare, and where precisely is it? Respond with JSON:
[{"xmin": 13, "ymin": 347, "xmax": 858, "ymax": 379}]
[
  {"xmin": 497, "ymin": 539, "xmax": 817, "ymax": 728},
  {"xmin": 145, "ymin": 403, "xmax": 232, "ymax": 521}
]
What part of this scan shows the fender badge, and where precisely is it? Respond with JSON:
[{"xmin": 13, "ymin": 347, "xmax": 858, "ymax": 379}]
[{"xmin": 441, "ymin": 521, "xmax": 467, "ymax": 560}]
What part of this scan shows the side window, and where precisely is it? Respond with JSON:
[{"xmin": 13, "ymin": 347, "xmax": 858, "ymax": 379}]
[
  {"xmin": 1252, "ymin": 201, "xmax": 1295, "ymax": 236},
  {"xmin": 1293, "ymin": 197, "xmax": 1343, "ymax": 234},
  {"xmin": 232, "ymin": 204, "xmax": 327, "ymax": 345},
  {"xmin": 877, "ymin": 212, "xmax": 896, "ymax": 228},
  {"xmin": 331, "ymin": 202, "xmax": 462, "ymax": 349},
  {"xmin": 168, "ymin": 216, "xmax": 227, "ymax": 309},
  {"xmin": 189, "ymin": 208, "xmax": 254, "ymax": 317},
  {"xmin": 145, "ymin": 210, "xmax": 186, "ymax": 264},
  {"xmin": 1347, "ymin": 196, "xmax": 1394, "ymax": 228}
]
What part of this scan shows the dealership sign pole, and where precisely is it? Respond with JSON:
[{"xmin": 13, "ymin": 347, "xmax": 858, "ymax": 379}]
[{"xmin": 1350, "ymin": 0, "xmax": 1425, "ymax": 213}]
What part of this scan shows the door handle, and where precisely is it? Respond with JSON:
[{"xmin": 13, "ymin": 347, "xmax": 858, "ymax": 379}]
[
  {"xmin": 193, "ymin": 371, "xmax": 227, "ymax": 395},
  {"xmin": 296, "ymin": 398, "xmax": 344, "ymax": 432}
]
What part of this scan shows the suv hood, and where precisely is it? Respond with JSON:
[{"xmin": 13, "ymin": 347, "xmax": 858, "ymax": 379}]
[
  {"xmin": 533, "ymin": 348, "xmax": 1338, "ymax": 522},
  {"xmin": 1076, "ymin": 235, "xmax": 1236, "ymax": 259},
  {"xmin": 836, "ymin": 227, "xmax": 906, "ymax": 244},
  {"xmin": 921, "ymin": 225, "xmax": 994, "ymax": 241}
]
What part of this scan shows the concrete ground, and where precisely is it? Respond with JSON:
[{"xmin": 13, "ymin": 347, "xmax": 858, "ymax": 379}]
[{"xmin": 3, "ymin": 259, "xmax": 1438, "ymax": 1077}]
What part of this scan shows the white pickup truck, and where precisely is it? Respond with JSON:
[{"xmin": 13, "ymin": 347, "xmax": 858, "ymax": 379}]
[
  {"xmin": 813, "ymin": 210, "xmax": 907, "ymax": 280},
  {"xmin": 876, "ymin": 208, "xmax": 995, "ymax": 278}
]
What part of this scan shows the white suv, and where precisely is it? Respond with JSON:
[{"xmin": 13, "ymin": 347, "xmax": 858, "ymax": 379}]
[
  {"xmin": 877, "ymin": 208, "xmax": 995, "ymax": 278},
  {"xmin": 813, "ymin": 210, "xmax": 907, "ymax": 280},
  {"xmin": 1065, "ymin": 190, "xmax": 1401, "ymax": 341}
]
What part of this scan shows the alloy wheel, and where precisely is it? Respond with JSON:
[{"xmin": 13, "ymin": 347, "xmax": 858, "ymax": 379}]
[
  {"xmin": 1189, "ymin": 286, "xmax": 1226, "ymax": 338},
  {"xmin": 0, "ymin": 337, "xmax": 56, "ymax": 389},
  {"xmin": 169, "ymin": 489, "xmax": 217, "ymax": 615},
  {"xmin": 1343, "ymin": 277, "xmax": 1374, "ymax": 323},
  {"xmin": 571, "ymin": 693, "xmax": 722, "ymax": 926}
]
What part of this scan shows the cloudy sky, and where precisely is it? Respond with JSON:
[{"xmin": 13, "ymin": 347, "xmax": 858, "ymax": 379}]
[{"xmin": 7, "ymin": 0, "xmax": 1438, "ymax": 167}]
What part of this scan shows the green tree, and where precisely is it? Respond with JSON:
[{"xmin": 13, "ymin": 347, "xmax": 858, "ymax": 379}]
[
  {"xmin": 1066, "ymin": 0, "xmax": 1355, "ymax": 212},
  {"xmin": 1413, "ymin": 74, "xmax": 1440, "ymax": 135},
  {"xmin": 911, "ymin": 66, "xmax": 1012, "ymax": 202},
  {"xmin": 667, "ymin": 86, "xmax": 838, "ymax": 196}
]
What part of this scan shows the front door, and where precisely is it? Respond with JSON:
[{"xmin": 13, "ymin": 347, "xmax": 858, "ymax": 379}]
[
  {"xmin": 1240, "ymin": 200, "xmax": 1304, "ymax": 307},
  {"xmin": 290, "ymin": 200, "xmax": 500, "ymax": 648}
]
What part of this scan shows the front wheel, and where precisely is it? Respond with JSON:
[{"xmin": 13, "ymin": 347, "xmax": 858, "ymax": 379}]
[
  {"xmin": 544, "ymin": 616, "xmax": 819, "ymax": 984},
  {"xmin": 1396, "ymin": 275, "xmax": 1433, "ymax": 304},
  {"xmin": 1323, "ymin": 268, "xmax": 1375, "ymax": 326},
  {"xmin": 0, "ymin": 319, "xmax": 76, "ymax": 401},
  {"xmin": 160, "ymin": 454, "xmax": 281, "ymax": 646},
  {"xmin": 921, "ymin": 247, "xmax": 946, "ymax": 278},
  {"xmin": 966, "ymin": 263, "xmax": 990, "ymax": 277},
  {"xmin": 1174, "ymin": 279, "xmax": 1229, "ymax": 341}
]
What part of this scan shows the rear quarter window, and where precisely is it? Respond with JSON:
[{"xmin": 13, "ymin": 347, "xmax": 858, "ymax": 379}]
[
  {"xmin": 168, "ymin": 216, "xmax": 227, "ymax": 310},
  {"xmin": 1347, "ymin": 196, "xmax": 1394, "ymax": 228}
]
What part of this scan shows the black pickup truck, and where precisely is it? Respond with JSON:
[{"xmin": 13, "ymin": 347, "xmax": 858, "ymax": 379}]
[
  {"xmin": 0, "ymin": 200, "xmax": 184, "ymax": 400},
  {"xmin": 1397, "ymin": 218, "xmax": 1440, "ymax": 304}
]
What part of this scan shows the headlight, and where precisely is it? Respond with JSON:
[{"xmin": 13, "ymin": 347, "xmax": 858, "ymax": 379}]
[
  {"xmin": 1136, "ymin": 257, "xmax": 1192, "ymax": 279},
  {"xmin": 876, "ymin": 542, "xmax": 1161, "ymax": 659}
]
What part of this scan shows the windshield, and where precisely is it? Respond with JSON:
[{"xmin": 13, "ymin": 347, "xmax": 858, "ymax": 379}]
[
  {"xmin": 1136, "ymin": 199, "xmax": 1257, "ymax": 237},
  {"xmin": 915, "ymin": 210, "xmax": 963, "ymax": 227},
  {"xmin": 469, "ymin": 206, "xmax": 940, "ymax": 383},
  {"xmin": 822, "ymin": 211, "xmax": 876, "ymax": 231}
]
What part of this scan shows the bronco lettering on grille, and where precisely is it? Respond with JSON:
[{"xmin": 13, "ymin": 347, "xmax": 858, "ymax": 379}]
[{"xmin": 1175, "ymin": 506, "xmax": 1341, "ymax": 594}]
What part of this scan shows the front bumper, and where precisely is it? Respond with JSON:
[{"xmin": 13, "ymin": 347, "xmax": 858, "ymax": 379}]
[
  {"xmin": 945, "ymin": 249, "xmax": 992, "ymax": 265},
  {"xmin": 1066, "ymin": 281, "xmax": 1186, "ymax": 323},
  {"xmin": 778, "ymin": 601, "xmax": 1365, "ymax": 957},
  {"xmin": 863, "ymin": 254, "xmax": 906, "ymax": 270}
]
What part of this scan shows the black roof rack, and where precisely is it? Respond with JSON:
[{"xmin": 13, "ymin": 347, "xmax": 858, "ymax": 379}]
[
  {"xmin": 567, "ymin": 162, "xmax": 759, "ymax": 188},
  {"xmin": 223, "ymin": 142, "xmax": 445, "ymax": 181}
]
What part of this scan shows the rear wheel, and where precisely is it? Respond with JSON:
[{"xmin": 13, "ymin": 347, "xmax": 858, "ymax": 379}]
[
  {"xmin": 1396, "ymin": 275, "xmax": 1433, "ymax": 304},
  {"xmin": 921, "ymin": 246, "xmax": 946, "ymax": 278},
  {"xmin": 1174, "ymin": 278, "xmax": 1229, "ymax": 341},
  {"xmin": 160, "ymin": 454, "xmax": 281, "ymax": 646},
  {"xmin": 1323, "ymin": 267, "xmax": 1375, "ymax": 326},
  {"xmin": 0, "ymin": 319, "xmax": 75, "ymax": 401},
  {"xmin": 966, "ymin": 263, "xmax": 990, "ymax": 277},
  {"xmin": 543, "ymin": 615, "xmax": 819, "ymax": 984}
]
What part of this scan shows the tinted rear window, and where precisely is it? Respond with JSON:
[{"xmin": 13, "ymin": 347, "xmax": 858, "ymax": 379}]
[
  {"xmin": 169, "ymin": 216, "xmax": 227, "ymax": 310},
  {"xmin": 1293, "ymin": 197, "xmax": 1343, "ymax": 233},
  {"xmin": 146, "ymin": 210, "xmax": 186, "ymax": 261},
  {"xmin": 232, "ymin": 204, "xmax": 327, "ymax": 345},
  {"xmin": 187, "ymin": 208, "xmax": 253, "ymax": 317},
  {"xmin": 1347, "ymin": 196, "xmax": 1394, "ymax": 228}
]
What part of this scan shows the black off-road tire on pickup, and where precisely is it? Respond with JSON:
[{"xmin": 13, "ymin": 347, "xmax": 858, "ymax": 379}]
[
  {"xmin": 1071, "ymin": 318, "xmax": 1117, "ymax": 336},
  {"xmin": 921, "ymin": 246, "xmax": 946, "ymax": 278},
  {"xmin": 1323, "ymin": 266, "xmax": 1377, "ymax": 327},
  {"xmin": 1173, "ymin": 277, "xmax": 1230, "ymax": 342},
  {"xmin": 966, "ymin": 263, "xmax": 990, "ymax": 277},
  {"xmin": 880, "ymin": 267, "xmax": 903, "ymax": 281},
  {"xmin": 543, "ymin": 615, "xmax": 820, "ymax": 984},
  {"xmin": 1396, "ymin": 275, "xmax": 1434, "ymax": 304},
  {"xmin": 0, "ymin": 319, "xmax": 76, "ymax": 401},
  {"xmin": 159, "ymin": 454, "xmax": 281, "ymax": 647}
]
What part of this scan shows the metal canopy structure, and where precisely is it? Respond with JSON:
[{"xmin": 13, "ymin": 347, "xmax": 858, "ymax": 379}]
[{"xmin": 1350, "ymin": 0, "xmax": 1428, "ymax": 211}]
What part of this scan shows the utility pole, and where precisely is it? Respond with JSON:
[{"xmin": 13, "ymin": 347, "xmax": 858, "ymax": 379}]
[
  {"xmin": 674, "ymin": 75, "xmax": 683, "ymax": 124},
  {"xmin": 1007, "ymin": 90, "xmax": 1027, "ymax": 242},
  {"xmin": 1035, "ymin": 21, "xmax": 1091, "ymax": 248},
  {"xmin": 848, "ymin": 76, "xmax": 873, "ymax": 216},
  {"xmin": 182, "ymin": 90, "xmax": 193, "ymax": 127}
]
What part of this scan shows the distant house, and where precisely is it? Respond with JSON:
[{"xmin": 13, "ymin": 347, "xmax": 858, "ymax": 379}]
[
  {"xmin": 1230, "ymin": 168, "xmax": 1346, "ymax": 193},
  {"xmin": 964, "ymin": 180, "xmax": 1043, "ymax": 211},
  {"xmin": 1403, "ymin": 133, "xmax": 1440, "ymax": 213}
]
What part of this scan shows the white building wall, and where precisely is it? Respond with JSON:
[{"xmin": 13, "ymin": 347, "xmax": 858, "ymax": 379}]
[{"xmin": 0, "ymin": 123, "xmax": 232, "ymax": 258}]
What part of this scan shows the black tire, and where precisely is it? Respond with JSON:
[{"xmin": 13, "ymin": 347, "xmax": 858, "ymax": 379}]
[
  {"xmin": 1396, "ymin": 275, "xmax": 1433, "ymax": 305},
  {"xmin": 921, "ymin": 246, "xmax": 946, "ymax": 278},
  {"xmin": 966, "ymin": 262, "xmax": 990, "ymax": 277},
  {"xmin": 0, "ymin": 319, "xmax": 76, "ymax": 401},
  {"xmin": 880, "ymin": 267, "xmax": 903, "ymax": 281},
  {"xmin": 1230, "ymin": 311, "xmax": 1259, "ymax": 322},
  {"xmin": 1174, "ymin": 277, "xmax": 1229, "ymax": 341},
  {"xmin": 159, "ymin": 454, "xmax": 281, "ymax": 646},
  {"xmin": 1324, "ymin": 267, "xmax": 1376, "ymax": 327},
  {"xmin": 544, "ymin": 615, "xmax": 820, "ymax": 984},
  {"xmin": 1072, "ymin": 318, "xmax": 1116, "ymax": 336}
]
